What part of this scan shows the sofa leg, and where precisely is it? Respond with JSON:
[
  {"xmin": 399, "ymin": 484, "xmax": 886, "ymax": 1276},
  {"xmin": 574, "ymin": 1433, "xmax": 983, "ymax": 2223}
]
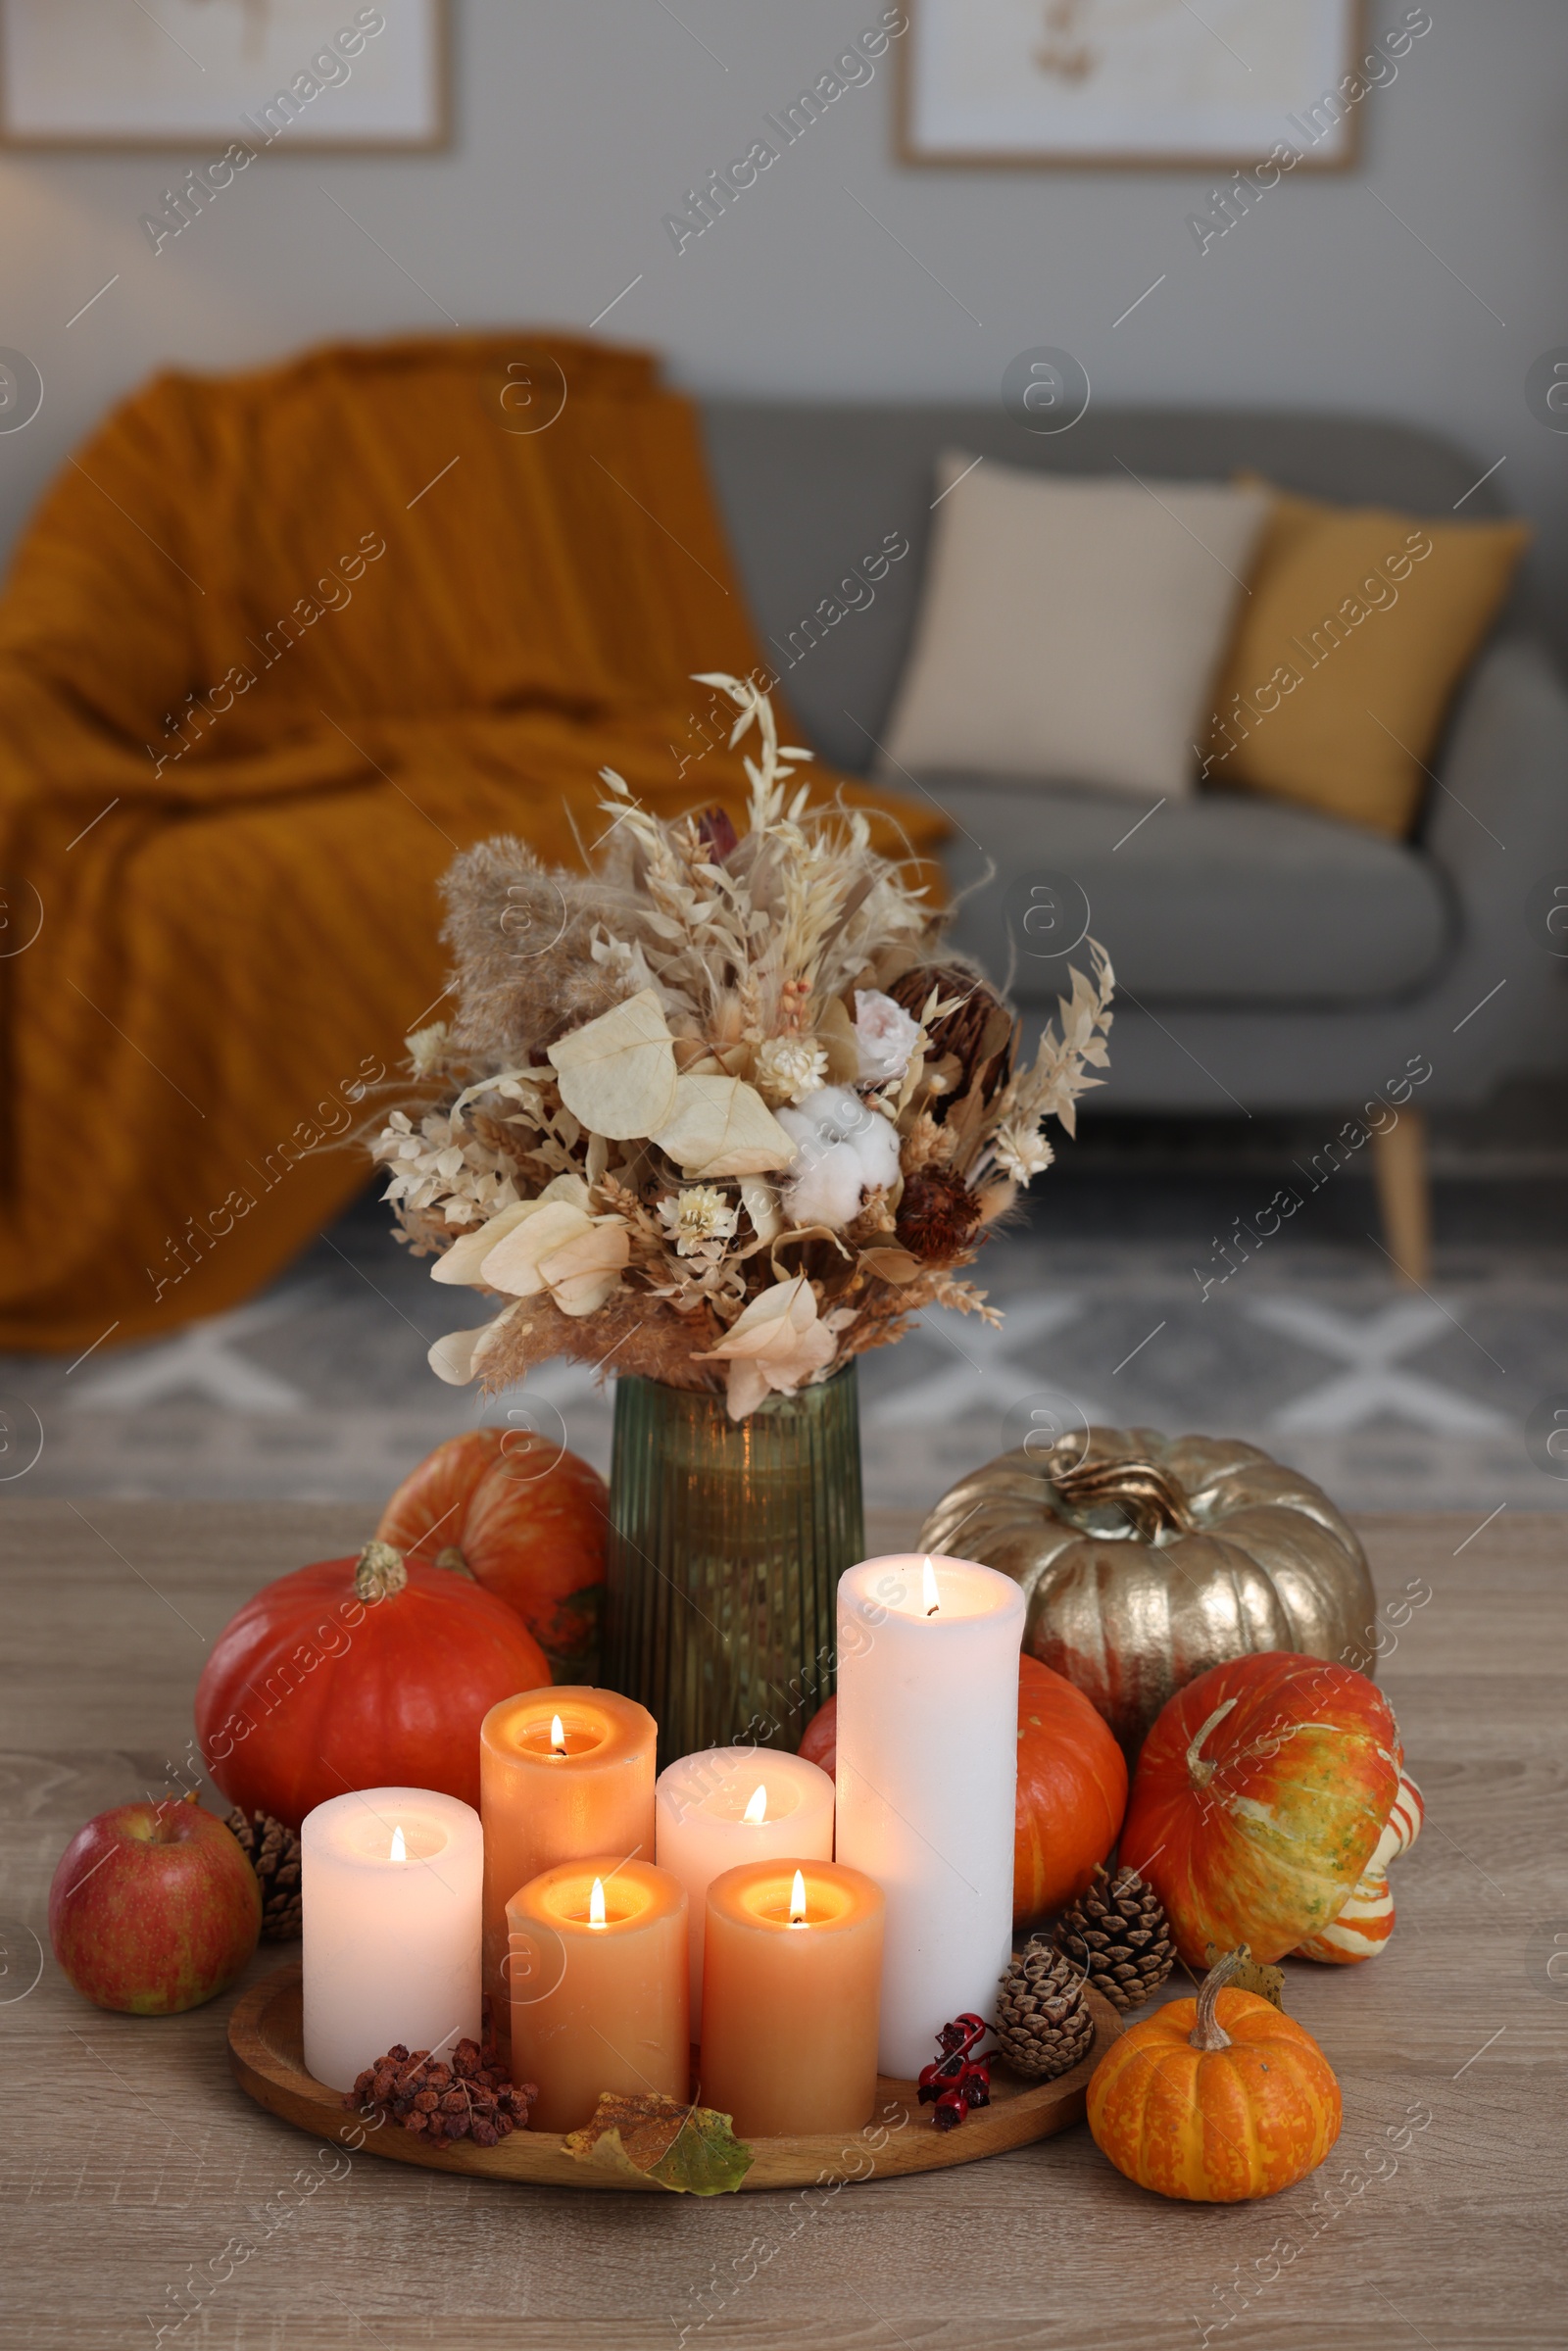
[{"xmin": 1371, "ymin": 1108, "xmax": 1432, "ymax": 1288}]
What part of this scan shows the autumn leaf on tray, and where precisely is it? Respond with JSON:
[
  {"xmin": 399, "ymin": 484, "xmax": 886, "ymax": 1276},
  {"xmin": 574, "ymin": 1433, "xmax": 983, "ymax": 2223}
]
[
  {"xmin": 1204, "ymin": 1942, "xmax": 1287, "ymax": 2012},
  {"xmin": 564, "ymin": 2090, "xmax": 754, "ymax": 2195}
]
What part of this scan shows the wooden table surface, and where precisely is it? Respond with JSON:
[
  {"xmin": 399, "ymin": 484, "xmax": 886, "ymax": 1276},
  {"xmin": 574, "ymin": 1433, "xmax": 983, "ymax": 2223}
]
[{"xmin": 2, "ymin": 1501, "xmax": 1563, "ymax": 2351}]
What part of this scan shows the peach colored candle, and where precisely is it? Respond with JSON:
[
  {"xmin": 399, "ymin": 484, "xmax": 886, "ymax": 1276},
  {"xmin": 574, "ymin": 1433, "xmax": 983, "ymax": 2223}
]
[
  {"xmin": 655, "ymin": 1746, "xmax": 835, "ymax": 2014},
  {"xmin": 700, "ymin": 1860, "xmax": 884, "ymax": 2137},
  {"xmin": 479, "ymin": 1687, "xmax": 657, "ymax": 2041},
  {"xmin": 507, "ymin": 1857, "xmax": 689, "ymax": 2131}
]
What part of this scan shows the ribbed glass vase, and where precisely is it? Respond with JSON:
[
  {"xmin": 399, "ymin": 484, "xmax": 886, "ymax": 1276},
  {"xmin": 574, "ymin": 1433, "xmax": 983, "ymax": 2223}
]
[{"xmin": 605, "ymin": 1364, "xmax": 864, "ymax": 1769}]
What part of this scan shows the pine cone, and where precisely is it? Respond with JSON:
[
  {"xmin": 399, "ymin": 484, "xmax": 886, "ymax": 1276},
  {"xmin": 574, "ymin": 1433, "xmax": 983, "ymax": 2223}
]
[
  {"xmin": 226, "ymin": 1808, "xmax": 303, "ymax": 1941},
  {"xmin": 887, "ymin": 964, "xmax": 1012, "ymax": 1120},
  {"xmin": 1053, "ymin": 1864, "xmax": 1175, "ymax": 2013},
  {"xmin": 994, "ymin": 1938, "xmax": 1095, "ymax": 2081}
]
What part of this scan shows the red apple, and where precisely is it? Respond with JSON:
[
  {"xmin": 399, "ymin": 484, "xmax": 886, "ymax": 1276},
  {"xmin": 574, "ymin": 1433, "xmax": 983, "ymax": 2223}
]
[{"xmin": 49, "ymin": 1796, "xmax": 261, "ymax": 2014}]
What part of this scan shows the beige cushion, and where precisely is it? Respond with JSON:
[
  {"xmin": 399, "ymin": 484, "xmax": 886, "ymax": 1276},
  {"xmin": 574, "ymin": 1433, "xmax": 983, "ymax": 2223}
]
[
  {"xmin": 1204, "ymin": 479, "xmax": 1531, "ymax": 838},
  {"xmin": 881, "ymin": 454, "xmax": 1270, "ymax": 800}
]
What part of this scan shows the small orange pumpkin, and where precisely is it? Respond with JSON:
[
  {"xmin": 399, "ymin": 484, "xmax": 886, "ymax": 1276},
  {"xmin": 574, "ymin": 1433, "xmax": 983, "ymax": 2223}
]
[
  {"xmin": 799, "ymin": 1654, "xmax": 1126, "ymax": 1924},
  {"xmin": 1088, "ymin": 1948, "xmax": 1342, "ymax": 2202},
  {"xmin": 376, "ymin": 1429, "xmax": 608, "ymax": 1683}
]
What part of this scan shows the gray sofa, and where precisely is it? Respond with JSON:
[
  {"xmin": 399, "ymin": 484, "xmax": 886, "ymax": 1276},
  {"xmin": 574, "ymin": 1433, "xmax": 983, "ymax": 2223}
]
[{"xmin": 700, "ymin": 401, "xmax": 1568, "ymax": 1275}]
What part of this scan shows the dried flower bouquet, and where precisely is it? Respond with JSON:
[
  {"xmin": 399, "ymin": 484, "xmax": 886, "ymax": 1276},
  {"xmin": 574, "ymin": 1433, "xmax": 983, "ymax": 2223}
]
[{"xmin": 373, "ymin": 675, "xmax": 1114, "ymax": 1419}]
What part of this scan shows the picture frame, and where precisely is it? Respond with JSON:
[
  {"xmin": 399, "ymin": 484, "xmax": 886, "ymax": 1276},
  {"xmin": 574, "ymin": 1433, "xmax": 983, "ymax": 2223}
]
[
  {"xmin": 0, "ymin": 0, "xmax": 450, "ymax": 153},
  {"xmin": 899, "ymin": 0, "xmax": 1368, "ymax": 172}
]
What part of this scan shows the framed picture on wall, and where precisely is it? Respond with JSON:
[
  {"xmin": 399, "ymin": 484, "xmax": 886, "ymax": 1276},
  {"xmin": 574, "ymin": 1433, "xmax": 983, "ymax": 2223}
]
[
  {"xmin": 900, "ymin": 0, "xmax": 1369, "ymax": 171},
  {"xmin": 0, "ymin": 0, "xmax": 449, "ymax": 151}
]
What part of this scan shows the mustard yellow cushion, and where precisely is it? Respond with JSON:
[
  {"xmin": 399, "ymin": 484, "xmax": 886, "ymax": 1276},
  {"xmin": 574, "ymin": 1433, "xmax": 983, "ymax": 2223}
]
[{"xmin": 1202, "ymin": 482, "xmax": 1530, "ymax": 837}]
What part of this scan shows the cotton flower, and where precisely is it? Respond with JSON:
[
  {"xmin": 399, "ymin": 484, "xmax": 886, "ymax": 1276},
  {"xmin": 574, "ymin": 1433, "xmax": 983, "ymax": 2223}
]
[
  {"xmin": 854, "ymin": 990, "xmax": 921, "ymax": 1086},
  {"xmin": 755, "ymin": 1034, "xmax": 830, "ymax": 1105},
  {"xmin": 659, "ymin": 1186, "xmax": 740, "ymax": 1256},
  {"xmin": 694, "ymin": 1276, "xmax": 853, "ymax": 1420},
  {"xmin": 775, "ymin": 1086, "xmax": 903, "ymax": 1231}
]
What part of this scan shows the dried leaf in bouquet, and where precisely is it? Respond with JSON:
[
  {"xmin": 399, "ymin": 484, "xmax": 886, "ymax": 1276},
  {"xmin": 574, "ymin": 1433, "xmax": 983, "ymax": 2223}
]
[
  {"xmin": 653, "ymin": 1075, "xmax": 798, "ymax": 1178},
  {"xmin": 548, "ymin": 989, "xmax": 678, "ymax": 1139}
]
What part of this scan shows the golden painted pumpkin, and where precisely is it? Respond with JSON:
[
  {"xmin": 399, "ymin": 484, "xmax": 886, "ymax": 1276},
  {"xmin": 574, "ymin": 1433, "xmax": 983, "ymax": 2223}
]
[
  {"xmin": 919, "ymin": 1428, "xmax": 1375, "ymax": 1755},
  {"xmin": 1087, "ymin": 1948, "xmax": 1342, "ymax": 2202}
]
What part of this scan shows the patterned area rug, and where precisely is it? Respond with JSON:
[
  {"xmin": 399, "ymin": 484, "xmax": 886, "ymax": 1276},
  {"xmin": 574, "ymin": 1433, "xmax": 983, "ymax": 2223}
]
[{"xmin": 4, "ymin": 1164, "xmax": 1564, "ymax": 1524}]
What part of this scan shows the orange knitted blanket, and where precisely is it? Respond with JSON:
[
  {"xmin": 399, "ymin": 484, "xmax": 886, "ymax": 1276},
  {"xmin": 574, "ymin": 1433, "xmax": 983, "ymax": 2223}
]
[{"xmin": 0, "ymin": 334, "xmax": 941, "ymax": 1351}]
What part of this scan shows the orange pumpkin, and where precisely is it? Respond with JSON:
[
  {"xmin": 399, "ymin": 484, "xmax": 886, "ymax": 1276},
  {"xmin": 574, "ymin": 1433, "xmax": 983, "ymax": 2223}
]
[
  {"xmin": 799, "ymin": 1654, "xmax": 1126, "ymax": 1924},
  {"xmin": 1120, "ymin": 1651, "xmax": 1400, "ymax": 1966},
  {"xmin": 376, "ymin": 1430, "xmax": 608, "ymax": 1683},
  {"xmin": 1088, "ymin": 1948, "xmax": 1342, "ymax": 2202},
  {"xmin": 194, "ymin": 1543, "xmax": 552, "ymax": 1831}
]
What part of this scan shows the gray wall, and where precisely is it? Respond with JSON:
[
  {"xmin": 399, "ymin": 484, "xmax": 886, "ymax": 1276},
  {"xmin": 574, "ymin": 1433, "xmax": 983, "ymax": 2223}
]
[{"xmin": 3, "ymin": 0, "xmax": 1566, "ymax": 637}]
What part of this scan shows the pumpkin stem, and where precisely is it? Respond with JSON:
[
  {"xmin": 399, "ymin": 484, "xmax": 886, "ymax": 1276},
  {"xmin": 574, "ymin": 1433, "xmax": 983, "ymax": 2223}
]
[
  {"xmin": 1190, "ymin": 1947, "xmax": 1247, "ymax": 2050},
  {"xmin": 434, "ymin": 1545, "xmax": 475, "ymax": 1579},
  {"xmin": 1185, "ymin": 1697, "xmax": 1238, "ymax": 1790},
  {"xmin": 354, "ymin": 1541, "xmax": 408, "ymax": 1602},
  {"xmin": 1048, "ymin": 1452, "xmax": 1199, "ymax": 1543}
]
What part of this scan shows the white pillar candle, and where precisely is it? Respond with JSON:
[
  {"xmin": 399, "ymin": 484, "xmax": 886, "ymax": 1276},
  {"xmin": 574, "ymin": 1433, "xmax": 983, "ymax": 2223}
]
[
  {"xmin": 302, "ymin": 1787, "xmax": 482, "ymax": 2093},
  {"xmin": 655, "ymin": 1747, "xmax": 835, "ymax": 2014},
  {"xmin": 834, "ymin": 1553, "xmax": 1024, "ymax": 2080}
]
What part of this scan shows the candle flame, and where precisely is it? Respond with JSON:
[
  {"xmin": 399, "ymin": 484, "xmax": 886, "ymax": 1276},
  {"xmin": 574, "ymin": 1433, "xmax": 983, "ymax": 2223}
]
[
  {"xmin": 589, "ymin": 1876, "xmax": 607, "ymax": 1929},
  {"xmin": 551, "ymin": 1713, "xmax": 566, "ymax": 1757},
  {"xmin": 389, "ymin": 1824, "xmax": 406, "ymax": 1862},
  {"xmin": 789, "ymin": 1869, "xmax": 808, "ymax": 1927},
  {"xmin": 744, "ymin": 1784, "xmax": 767, "ymax": 1825},
  {"xmin": 922, "ymin": 1555, "xmax": 940, "ymax": 1616}
]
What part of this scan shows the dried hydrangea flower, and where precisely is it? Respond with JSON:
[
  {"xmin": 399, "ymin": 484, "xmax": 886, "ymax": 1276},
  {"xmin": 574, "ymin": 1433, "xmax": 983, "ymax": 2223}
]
[
  {"xmin": 659, "ymin": 1186, "xmax": 740, "ymax": 1257},
  {"xmin": 755, "ymin": 1034, "xmax": 830, "ymax": 1106}
]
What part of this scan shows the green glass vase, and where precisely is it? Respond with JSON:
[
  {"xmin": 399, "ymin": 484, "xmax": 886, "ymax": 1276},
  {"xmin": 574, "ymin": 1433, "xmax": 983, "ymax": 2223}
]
[{"xmin": 605, "ymin": 1364, "xmax": 864, "ymax": 1769}]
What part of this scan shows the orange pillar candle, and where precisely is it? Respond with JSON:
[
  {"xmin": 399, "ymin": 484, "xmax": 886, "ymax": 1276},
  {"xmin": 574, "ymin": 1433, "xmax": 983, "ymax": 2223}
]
[
  {"xmin": 479, "ymin": 1688, "xmax": 657, "ymax": 2040},
  {"xmin": 700, "ymin": 1861, "xmax": 884, "ymax": 2137},
  {"xmin": 507, "ymin": 1857, "xmax": 689, "ymax": 2131}
]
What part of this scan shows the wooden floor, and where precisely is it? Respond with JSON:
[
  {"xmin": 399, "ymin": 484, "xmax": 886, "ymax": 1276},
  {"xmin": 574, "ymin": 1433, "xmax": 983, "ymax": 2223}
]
[{"xmin": 2, "ymin": 1501, "xmax": 1563, "ymax": 2350}]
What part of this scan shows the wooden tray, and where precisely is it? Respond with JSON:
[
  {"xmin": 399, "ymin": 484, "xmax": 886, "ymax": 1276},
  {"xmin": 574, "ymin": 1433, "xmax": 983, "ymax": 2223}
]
[{"xmin": 228, "ymin": 1961, "xmax": 1121, "ymax": 2193}]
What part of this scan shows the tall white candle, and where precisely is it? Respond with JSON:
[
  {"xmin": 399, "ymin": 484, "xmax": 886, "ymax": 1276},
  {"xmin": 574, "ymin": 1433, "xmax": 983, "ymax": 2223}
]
[
  {"xmin": 655, "ymin": 1747, "xmax": 835, "ymax": 2014},
  {"xmin": 302, "ymin": 1787, "xmax": 482, "ymax": 2092},
  {"xmin": 834, "ymin": 1553, "xmax": 1024, "ymax": 2080}
]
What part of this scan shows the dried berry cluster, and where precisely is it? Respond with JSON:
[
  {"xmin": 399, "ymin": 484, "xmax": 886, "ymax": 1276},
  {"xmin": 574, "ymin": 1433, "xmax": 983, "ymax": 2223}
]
[
  {"xmin": 917, "ymin": 2013, "xmax": 994, "ymax": 2132},
  {"xmin": 348, "ymin": 2039, "xmax": 536, "ymax": 2149}
]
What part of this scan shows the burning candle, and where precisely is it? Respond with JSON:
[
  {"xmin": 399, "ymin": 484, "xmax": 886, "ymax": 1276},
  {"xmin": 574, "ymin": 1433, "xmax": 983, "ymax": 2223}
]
[
  {"xmin": 479, "ymin": 1686, "xmax": 657, "ymax": 2046},
  {"xmin": 507, "ymin": 1856, "xmax": 688, "ymax": 2131},
  {"xmin": 301, "ymin": 1787, "xmax": 481, "ymax": 2093},
  {"xmin": 699, "ymin": 1859, "xmax": 884, "ymax": 2136},
  {"xmin": 655, "ymin": 1746, "xmax": 835, "ymax": 2012},
  {"xmin": 834, "ymin": 1553, "xmax": 1024, "ymax": 2079}
]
